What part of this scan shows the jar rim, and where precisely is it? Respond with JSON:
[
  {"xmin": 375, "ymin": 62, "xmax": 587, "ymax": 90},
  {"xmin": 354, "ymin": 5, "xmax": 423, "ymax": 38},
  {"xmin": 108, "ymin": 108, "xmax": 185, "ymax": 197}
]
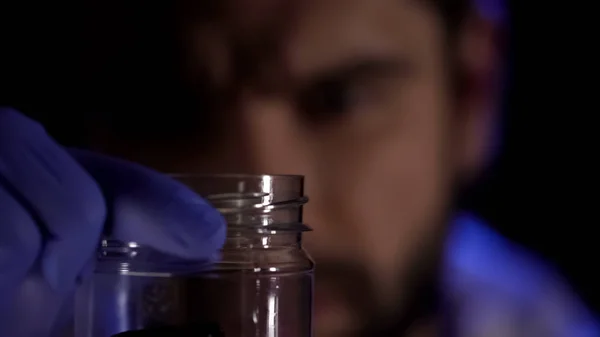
[
  {"xmin": 167, "ymin": 173, "xmax": 304, "ymax": 180},
  {"xmin": 169, "ymin": 173, "xmax": 308, "ymax": 230}
]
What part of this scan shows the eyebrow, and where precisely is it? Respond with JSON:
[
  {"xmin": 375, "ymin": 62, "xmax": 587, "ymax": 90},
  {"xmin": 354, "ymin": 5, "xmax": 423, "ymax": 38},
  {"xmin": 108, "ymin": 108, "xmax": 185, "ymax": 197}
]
[
  {"xmin": 300, "ymin": 56, "xmax": 411, "ymax": 88},
  {"xmin": 247, "ymin": 55, "xmax": 411, "ymax": 95}
]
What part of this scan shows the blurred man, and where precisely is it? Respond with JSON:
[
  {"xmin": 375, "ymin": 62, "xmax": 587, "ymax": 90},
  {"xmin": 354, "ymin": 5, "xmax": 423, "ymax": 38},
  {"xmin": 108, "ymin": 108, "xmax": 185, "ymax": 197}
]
[{"xmin": 5, "ymin": 0, "xmax": 599, "ymax": 336}]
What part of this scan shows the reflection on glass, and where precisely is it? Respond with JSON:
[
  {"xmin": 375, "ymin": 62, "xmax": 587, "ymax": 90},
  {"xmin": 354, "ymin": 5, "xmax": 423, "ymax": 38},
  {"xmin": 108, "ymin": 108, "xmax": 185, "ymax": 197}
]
[{"xmin": 75, "ymin": 175, "xmax": 314, "ymax": 337}]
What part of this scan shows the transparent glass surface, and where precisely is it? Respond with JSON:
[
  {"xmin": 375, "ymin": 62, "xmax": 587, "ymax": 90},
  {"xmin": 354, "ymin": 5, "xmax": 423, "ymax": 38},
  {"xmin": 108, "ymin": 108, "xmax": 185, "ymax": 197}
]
[{"xmin": 75, "ymin": 175, "xmax": 314, "ymax": 337}]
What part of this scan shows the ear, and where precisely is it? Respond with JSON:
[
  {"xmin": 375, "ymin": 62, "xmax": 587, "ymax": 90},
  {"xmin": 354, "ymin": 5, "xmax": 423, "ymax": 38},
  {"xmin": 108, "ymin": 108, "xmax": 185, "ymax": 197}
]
[{"xmin": 455, "ymin": 14, "xmax": 505, "ymax": 181}]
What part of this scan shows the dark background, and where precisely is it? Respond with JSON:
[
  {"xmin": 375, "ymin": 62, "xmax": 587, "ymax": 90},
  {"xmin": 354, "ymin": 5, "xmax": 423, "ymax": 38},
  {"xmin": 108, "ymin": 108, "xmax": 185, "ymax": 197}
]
[
  {"xmin": 1, "ymin": 0, "xmax": 597, "ymax": 313},
  {"xmin": 464, "ymin": 1, "xmax": 599, "ymax": 313}
]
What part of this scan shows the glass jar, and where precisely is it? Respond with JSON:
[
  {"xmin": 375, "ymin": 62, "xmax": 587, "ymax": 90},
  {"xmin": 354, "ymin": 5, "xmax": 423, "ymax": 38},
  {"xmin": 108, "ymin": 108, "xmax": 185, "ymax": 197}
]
[{"xmin": 75, "ymin": 174, "xmax": 314, "ymax": 337}]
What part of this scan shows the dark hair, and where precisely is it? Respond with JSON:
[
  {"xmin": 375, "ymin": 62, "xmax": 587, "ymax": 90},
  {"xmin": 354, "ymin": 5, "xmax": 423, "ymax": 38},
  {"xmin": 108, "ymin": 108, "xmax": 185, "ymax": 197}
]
[
  {"xmin": 1, "ymin": 0, "xmax": 473, "ymax": 146},
  {"xmin": 431, "ymin": 0, "xmax": 471, "ymax": 33}
]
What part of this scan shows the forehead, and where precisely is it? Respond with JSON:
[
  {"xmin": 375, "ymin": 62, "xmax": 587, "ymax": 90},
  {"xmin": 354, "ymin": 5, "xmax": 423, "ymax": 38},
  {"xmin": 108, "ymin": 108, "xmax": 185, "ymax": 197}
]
[{"xmin": 179, "ymin": 0, "xmax": 443, "ymax": 84}]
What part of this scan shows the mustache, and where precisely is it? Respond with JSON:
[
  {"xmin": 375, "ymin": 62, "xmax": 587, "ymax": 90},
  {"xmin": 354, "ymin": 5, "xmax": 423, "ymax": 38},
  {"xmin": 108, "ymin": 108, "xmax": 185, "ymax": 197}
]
[
  {"xmin": 313, "ymin": 259, "xmax": 376, "ymax": 312},
  {"xmin": 314, "ymin": 259, "xmax": 440, "ymax": 337}
]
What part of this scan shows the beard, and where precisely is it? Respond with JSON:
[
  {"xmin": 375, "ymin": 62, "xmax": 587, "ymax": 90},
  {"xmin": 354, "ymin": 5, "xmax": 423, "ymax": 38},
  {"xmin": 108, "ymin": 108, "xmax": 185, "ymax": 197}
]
[
  {"xmin": 313, "ymin": 217, "xmax": 450, "ymax": 337},
  {"xmin": 359, "ymin": 227, "xmax": 448, "ymax": 337}
]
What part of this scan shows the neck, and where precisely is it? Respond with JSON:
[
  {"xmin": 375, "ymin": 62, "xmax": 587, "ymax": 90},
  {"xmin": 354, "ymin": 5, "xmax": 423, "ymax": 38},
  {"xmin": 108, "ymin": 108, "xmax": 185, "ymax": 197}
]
[{"xmin": 405, "ymin": 317, "xmax": 440, "ymax": 337}]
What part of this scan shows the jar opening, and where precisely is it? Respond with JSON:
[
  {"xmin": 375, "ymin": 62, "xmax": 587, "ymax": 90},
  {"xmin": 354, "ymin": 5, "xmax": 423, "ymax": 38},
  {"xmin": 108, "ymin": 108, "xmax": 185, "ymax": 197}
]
[{"xmin": 172, "ymin": 174, "xmax": 310, "ymax": 230}]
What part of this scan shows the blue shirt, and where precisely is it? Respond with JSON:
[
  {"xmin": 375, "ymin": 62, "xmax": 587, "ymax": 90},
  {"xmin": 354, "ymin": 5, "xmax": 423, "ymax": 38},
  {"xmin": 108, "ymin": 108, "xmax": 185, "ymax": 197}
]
[{"xmin": 445, "ymin": 214, "xmax": 600, "ymax": 336}]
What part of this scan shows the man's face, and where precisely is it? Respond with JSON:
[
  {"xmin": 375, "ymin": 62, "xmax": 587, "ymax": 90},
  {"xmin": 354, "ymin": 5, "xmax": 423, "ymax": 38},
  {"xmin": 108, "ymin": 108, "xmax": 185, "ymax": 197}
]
[{"xmin": 92, "ymin": 0, "xmax": 495, "ymax": 335}]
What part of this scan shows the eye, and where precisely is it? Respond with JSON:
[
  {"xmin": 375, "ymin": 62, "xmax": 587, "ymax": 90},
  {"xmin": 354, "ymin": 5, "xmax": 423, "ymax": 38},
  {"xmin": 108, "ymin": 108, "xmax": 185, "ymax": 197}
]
[
  {"xmin": 296, "ymin": 58, "xmax": 409, "ymax": 125},
  {"xmin": 299, "ymin": 78, "xmax": 376, "ymax": 123}
]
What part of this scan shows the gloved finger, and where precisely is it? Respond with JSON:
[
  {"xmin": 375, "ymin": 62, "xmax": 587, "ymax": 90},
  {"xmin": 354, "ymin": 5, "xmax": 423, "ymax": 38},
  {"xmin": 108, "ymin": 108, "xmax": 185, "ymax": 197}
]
[
  {"xmin": 70, "ymin": 149, "xmax": 226, "ymax": 261},
  {"xmin": 111, "ymin": 322, "xmax": 224, "ymax": 336},
  {"xmin": 3, "ymin": 275, "xmax": 73, "ymax": 337},
  {"xmin": 0, "ymin": 108, "xmax": 107, "ymax": 295},
  {"xmin": 0, "ymin": 185, "xmax": 42, "ymax": 319}
]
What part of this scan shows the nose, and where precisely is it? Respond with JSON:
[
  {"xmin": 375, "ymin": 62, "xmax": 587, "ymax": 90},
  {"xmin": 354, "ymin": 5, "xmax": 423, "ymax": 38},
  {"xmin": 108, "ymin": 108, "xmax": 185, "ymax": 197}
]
[
  {"xmin": 225, "ymin": 95, "xmax": 358, "ymax": 262},
  {"xmin": 234, "ymin": 95, "xmax": 311, "ymax": 176}
]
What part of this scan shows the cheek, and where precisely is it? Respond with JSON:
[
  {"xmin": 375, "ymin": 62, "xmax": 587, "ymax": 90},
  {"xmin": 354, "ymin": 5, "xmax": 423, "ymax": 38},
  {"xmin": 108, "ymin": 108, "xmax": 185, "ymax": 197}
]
[{"xmin": 305, "ymin": 99, "xmax": 453, "ymax": 287}]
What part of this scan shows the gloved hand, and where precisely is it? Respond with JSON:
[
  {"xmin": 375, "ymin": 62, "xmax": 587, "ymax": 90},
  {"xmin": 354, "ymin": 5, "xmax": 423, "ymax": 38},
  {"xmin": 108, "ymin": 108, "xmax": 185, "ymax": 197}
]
[{"xmin": 0, "ymin": 108, "xmax": 226, "ymax": 337}]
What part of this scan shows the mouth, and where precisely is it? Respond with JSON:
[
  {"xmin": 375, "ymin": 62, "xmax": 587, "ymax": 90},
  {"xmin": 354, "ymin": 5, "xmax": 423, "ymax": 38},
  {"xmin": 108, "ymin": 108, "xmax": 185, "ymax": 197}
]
[{"xmin": 314, "ymin": 284, "xmax": 363, "ymax": 336}]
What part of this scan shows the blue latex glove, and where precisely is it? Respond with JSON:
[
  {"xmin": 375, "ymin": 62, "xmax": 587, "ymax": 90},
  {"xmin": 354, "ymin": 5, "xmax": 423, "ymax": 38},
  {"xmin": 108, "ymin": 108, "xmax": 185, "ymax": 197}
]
[{"xmin": 0, "ymin": 108, "xmax": 226, "ymax": 337}]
